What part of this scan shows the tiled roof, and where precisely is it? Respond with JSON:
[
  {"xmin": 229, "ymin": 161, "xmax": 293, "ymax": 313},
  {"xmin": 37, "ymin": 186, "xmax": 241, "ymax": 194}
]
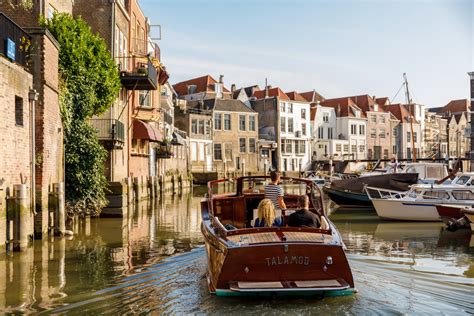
[
  {"xmin": 286, "ymin": 91, "xmax": 307, "ymax": 102},
  {"xmin": 188, "ymin": 98, "xmax": 255, "ymax": 113},
  {"xmin": 173, "ymin": 75, "xmax": 230, "ymax": 96},
  {"xmin": 233, "ymin": 85, "xmax": 260, "ymax": 99},
  {"xmin": 375, "ymin": 97, "xmax": 389, "ymax": 106},
  {"xmin": 439, "ymin": 99, "xmax": 470, "ymax": 114},
  {"xmin": 320, "ymin": 98, "xmax": 365, "ymax": 118},
  {"xmin": 253, "ymin": 87, "xmax": 290, "ymax": 100},
  {"xmin": 385, "ymin": 104, "xmax": 418, "ymax": 123},
  {"xmin": 300, "ymin": 90, "xmax": 325, "ymax": 103}
]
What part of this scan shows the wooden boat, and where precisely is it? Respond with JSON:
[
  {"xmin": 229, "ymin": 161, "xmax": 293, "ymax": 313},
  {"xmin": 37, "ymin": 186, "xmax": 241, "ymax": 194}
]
[
  {"xmin": 436, "ymin": 204, "xmax": 474, "ymax": 232},
  {"xmin": 201, "ymin": 176, "xmax": 355, "ymax": 296},
  {"xmin": 436, "ymin": 204, "xmax": 467, "ymax": 223}
]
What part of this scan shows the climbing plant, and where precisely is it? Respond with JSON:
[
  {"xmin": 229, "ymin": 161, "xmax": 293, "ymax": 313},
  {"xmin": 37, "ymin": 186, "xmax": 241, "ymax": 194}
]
[{"xmin": 42, "ymin": 13, "xmax": 121, "ymax": 216}]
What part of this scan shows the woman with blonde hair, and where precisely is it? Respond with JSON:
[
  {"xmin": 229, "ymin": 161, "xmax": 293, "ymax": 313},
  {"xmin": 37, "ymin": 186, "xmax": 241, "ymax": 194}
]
[{"xmin": 254, "ymin": 198, "xmax": 283, "ymax": 227}]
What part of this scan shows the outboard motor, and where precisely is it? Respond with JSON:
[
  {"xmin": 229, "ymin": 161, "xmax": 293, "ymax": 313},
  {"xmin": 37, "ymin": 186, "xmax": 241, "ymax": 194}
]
[{"xmin": 446, "ymin": 216, "xmax": 470, "ymax": 232}]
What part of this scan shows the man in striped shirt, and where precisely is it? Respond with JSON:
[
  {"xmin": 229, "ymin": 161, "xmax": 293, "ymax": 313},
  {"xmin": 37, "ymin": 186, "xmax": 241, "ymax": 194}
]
[{"xmin": 264, "ymin": 171, "xmax": 287, "ymax": 210}]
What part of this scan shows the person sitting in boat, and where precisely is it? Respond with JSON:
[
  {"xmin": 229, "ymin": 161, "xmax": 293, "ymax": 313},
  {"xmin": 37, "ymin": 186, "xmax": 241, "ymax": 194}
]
[
  {"xmin": 254, "ymin": 199, "xmax": 283, "ymax": 227},
  {"xmin": 287, "ymin": 195, "xmax": 320, "ymax": 228},
  {"xmin": 264, "ymin": 171, "xmax": 287, "ymax": 210}
]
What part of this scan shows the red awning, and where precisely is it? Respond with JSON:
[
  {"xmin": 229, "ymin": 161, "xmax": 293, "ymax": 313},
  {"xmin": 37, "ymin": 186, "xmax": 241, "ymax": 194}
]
[
  {"xmin": 158, "ymin": 68, "xmax": 169, "ymax": 85},
  {"xmin": 132, "ymin": 119, "xmax": 162, "ymax": 142}
]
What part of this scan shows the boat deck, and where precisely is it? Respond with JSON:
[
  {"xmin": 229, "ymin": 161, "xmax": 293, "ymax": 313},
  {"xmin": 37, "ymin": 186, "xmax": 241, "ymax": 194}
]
[{"xmin": 226, "ymin": 231, "xmax": 332, "ymax": 244}]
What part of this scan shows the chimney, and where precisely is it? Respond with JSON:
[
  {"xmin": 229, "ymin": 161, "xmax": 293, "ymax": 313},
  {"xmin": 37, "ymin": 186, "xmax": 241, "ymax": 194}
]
[
  {"xmin": 219, "ymin": 74, "xmax": 224, "ymax": 84},
  {"xmin": 231, "ymin": 83, "xmax": 236, "ymax": 92},
  {"xmin": 468, "ymin": 72, "xmax": 474, "ymax": 170},
  {"xmin": 337, "ymin": 104, "xmax": 341, "ymax": 117}
]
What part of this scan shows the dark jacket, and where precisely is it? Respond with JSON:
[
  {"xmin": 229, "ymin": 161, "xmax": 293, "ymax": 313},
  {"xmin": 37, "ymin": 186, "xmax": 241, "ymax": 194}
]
[{"xmin": 287, "ymin": 209, "xmax": 320, "ymax": 228}]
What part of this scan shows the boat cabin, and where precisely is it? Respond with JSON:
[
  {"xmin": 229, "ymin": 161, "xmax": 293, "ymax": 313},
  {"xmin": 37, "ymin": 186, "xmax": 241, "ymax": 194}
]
[{"xmin": 206, "ymin": 176, "xmax": 327, "ymax": 230}]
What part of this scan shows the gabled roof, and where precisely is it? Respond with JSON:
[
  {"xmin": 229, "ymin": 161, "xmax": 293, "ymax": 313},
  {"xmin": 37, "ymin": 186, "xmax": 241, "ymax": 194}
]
[
  {"xmin": 233, "ymin": 85, "xmax": 260, "ymax": 99},
  {"xmin": 253, "ymin": 87, "xmax": 290, "ymax": 100},
  {"xmin": 173, "ymin": 75, "xmax": 230, "ymax": 96},
  {"xmin": 286, "ymin": 91, "xmax": 307, "ymax": 102},
  {"xmin": 385, "ymin": 104, "xmax": 418, "ymax": 123},
  {"xmin": 320, "ymin": 98, "xmax": 365, "ymax": 118},
  {"xmin": 439, "ymin": 99, "xmax": 470, "ymax": 114},
  {"xmin": 375, "ymin": 97, "xmax": 390, "ymax": 106},
  {"xmin": 300, "ymin": 90, "xmax": 325, "ymax": 103},
  {"xmin": 187, "ymin": 98, "xmax": 256, "ymax": 113}
]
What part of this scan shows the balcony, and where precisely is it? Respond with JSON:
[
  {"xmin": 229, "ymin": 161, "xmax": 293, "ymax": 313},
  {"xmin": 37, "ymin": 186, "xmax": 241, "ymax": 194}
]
[
  {"xmin": 90, "ymin": 119, "xmax": 125, "ymax": 149},
  {"xmin": 163, "ymin": 111, "xmax": 173, "ymax": 125},
  {"xmin": 0, "ymin": 13, "xmax": 30, "ymax": 69},
  {"xmin": 120, "ymin": 58, "xmax": 157, "ymax": 90}
]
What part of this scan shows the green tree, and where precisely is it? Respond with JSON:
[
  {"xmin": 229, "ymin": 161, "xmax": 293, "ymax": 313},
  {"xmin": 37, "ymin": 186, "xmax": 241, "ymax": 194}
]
[{"xmin": 42, "ymin": 14, "xmax": 121, "ymax": 216}]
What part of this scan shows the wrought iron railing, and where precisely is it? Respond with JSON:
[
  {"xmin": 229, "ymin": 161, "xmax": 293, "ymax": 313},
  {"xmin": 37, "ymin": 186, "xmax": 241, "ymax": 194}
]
[
  {"xmin": 90, "ymin": 119, "xmax": 125, "ymax": 143},
  {"xmin": 0, "ymin": 13, "xmax": 30, "ymax": 68}
]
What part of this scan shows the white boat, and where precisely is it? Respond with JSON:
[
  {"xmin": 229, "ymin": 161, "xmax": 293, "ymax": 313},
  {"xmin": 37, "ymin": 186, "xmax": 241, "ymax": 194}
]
[{"xmin": 365, "ymin": 172, "xmax": 474, "ymax": 222}]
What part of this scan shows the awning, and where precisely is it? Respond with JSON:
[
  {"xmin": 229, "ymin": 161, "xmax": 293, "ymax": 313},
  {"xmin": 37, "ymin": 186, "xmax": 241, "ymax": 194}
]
[
  {"xmin": 132, "ymin": 119, "xmax": 162, "ymax": 142},
  {"xmin": 158, "ymin": 68, "xmax": 170, "ymax": 85},
  {"xmin": 171, "ymin": 131, "xmax": 185, "ymax": 146}
]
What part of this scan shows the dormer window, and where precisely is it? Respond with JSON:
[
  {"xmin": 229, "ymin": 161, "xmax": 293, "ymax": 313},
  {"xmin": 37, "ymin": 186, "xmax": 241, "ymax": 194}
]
[
  {"xmin": 355, "ymin": 110, "xmax": 360, "ymax": 118},
  {"xmin": 374, "ymin": 104, "xmax": 378, "ymax": 111}
]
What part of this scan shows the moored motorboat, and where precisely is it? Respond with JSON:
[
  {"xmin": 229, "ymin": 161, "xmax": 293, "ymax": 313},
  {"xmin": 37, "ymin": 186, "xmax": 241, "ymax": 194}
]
[
  {"xmin": 201, "ymin": 176, "xmax": 355, "ymax": 296},
  {"xmin": 366, "ymin": 172, "xmax": 474, "ymax": 221}
]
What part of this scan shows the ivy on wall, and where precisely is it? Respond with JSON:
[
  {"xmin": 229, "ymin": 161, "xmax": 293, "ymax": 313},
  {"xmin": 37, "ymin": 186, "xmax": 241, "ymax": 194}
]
[{"xmin": 43, "ymin": 13, "xmax": 121, "ymax": 216}]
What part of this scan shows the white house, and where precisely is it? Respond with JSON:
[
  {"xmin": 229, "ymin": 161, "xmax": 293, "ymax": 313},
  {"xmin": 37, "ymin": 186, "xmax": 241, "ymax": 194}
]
[{"xmin": 321, "ymin": 98, "xmax": 367, "ymax": 160}]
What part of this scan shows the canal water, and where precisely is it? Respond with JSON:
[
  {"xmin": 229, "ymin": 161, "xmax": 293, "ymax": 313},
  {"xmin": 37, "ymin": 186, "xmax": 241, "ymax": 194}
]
[{"xmin": 0, "ymin": 187, "xmax": 473, "ymax": 314}]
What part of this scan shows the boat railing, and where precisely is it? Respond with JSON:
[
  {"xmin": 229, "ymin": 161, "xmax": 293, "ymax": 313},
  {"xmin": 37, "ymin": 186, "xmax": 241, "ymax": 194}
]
[{"xmin": 365, "ymin": 186, "xmax": 449, "ymax": 201}]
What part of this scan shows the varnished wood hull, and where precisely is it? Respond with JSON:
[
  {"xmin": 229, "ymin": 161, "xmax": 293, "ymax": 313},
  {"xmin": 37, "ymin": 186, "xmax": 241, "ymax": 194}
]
[{"xmin": 201, "ymin": 221, "xmax": 355, "ymax": 296}]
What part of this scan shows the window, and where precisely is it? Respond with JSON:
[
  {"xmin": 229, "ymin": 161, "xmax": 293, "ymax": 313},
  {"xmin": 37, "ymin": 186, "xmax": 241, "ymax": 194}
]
[
  {"xmin": 380, "ymin": 128, "xmax": 386, "ymax": 138},
  {"xmin": 301, "ymin": 108, "xmax": 306, "ymax": 119},
  {"xmin": 295, "ymin": 140, "xmax": 300, "ymax": 154},
  {"xmin": 359, "ymin": 125, "xmax": 365, "ymax": 135},
  {"xmin": 351, "ymin": 145, "xmax": 357, "ymax": 153},
  {"xmin": 283, "ymin": 158, "xmax": 288, "ymax": 171},
  {"xmin": 139, "ymin": 91, "xmax": 151, "ymax": 107},
  {"xmin": 249, "ymin": 138, "xmax": 256, "ymax": 153},
  {"xmin": 249, "ymin": 115, "xmax": 256, "ymax": 131},
  {"xmin": 198, "ymin": 120, "xmax": 205, "ymax": 134},
  {"xmin": 214, "ymin": 144, "xmax": 222, "ymax": 160},
  {"xmin": 413, "ymin": 132, "xmax": 417, "ymax": 142},
  {"xmin": 407, "ymin": 132, "xmax": 411, "ymax": 143},
  {"xmin": 384, "ymin": 149, "xmax": 389, "ymax": 158},
  {"xmin": 191, "ymin": 142, "xmax": 197, "ymax": 161},
  {"xmin": 370, "ymin": 115, "xmax": 377, "ymax": 123},
  {"xmin": 281, "ymin": 117, "xmax": 286, "ymax": 132},
  {"xmin": 299, "ymin": 140, "xmax": 306, "ymax": 154},
  {"xmin": 224, "ymin": 114, "xmax": 231, "ymax": 130},
  {"xmin": 393, "ymin": 128, "xmax": 397, "ymax": 137},
  {"xmin": 191, "ymin": 119, "xmax": 197, "ymax": 134},
  {"xmin": 380, "ymin": 115, "xmax": 386, "ymax": 123},
  {"xmin": 343, "ymin": 144, "xmax": 349, "ymax": 152},
  {"xmin": 318, "ymin": 127, "xmax": 324, "ymax": 139},
  {"xmin": 392, "ymin": 145, "xmax": 397, "ymax": 154},
  {"xmin": 225, "ymin": 143, "xmax": 233, "ymax": 161},
  {"xmin": 323, "ymin": 113, "xmax": 329, "ymax": 122},
  {"xmin": 280, "ymin": 102, "xmax": 285, "ymax": 112},
  {"xmin": 214, "ymin": 113, "xmax": 222, "ymax": 130},
  {"xmin": 288, "ymin": 103, "xmax": 293, "ymax": 113},
  {"xmin": 239, "ymin": 138, "xmax": 246, "ymax": 153},
  {"xmin": 327, "ymin": 127, "xmax": 333, "ymax": 139},
  {"xmin": 302, "ymin": 123, "xmax": 307, "ymax": 136},
  {"xmin": 351, "ymin": 124, "xmax": 357, "ymax": 135},
  {"xmin": 47, "ymin": 4, "xmax": 56, "ymax": 19},
  {"xmin": 15, "ymin": 96, "xmax": 23, "ymax": 126},
  {"xmin": 286, "ymin": 139, "xmax": 292, "ymax": 153},
  {"xmin": 239, "ymin": 115, "xmax": 246, "ymax": 131},
  {"xmin": 336, "ymin": 144, "xmax": 342, "ymax": 152},
  {"xmin": 370, "ymin": 129, "xmax": 377, "ymax": 138},
  {"xmin": 291, "ymin": 159, "xmax": 296, "ymax": 171},
  {"xmin": 281, "ymin": 139, "xmax": 286, "ymax": 154},
  {"xmin": 288, "ymin": 118, "xmax": 294, "ymax": 133},
  {"xmin": 359, "ymin": 145, "xmax": 365, "ymax": 153},
  {"xmin": 205, "ymin": 120, "xmax": 211, "ymax": 135}
]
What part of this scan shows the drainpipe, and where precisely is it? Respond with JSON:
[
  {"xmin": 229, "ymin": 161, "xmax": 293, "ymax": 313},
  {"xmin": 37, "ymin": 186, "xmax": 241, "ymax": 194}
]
[{"xmin": 29, "ymin": 89, "xmax": 39, "ymax": 215}]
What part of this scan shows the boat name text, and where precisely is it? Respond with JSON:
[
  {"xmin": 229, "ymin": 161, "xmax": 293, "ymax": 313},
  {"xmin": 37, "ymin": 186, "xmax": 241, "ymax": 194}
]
[{"xmin": 265, "ymin": 256, "xmax": 310, "ymax": 266}]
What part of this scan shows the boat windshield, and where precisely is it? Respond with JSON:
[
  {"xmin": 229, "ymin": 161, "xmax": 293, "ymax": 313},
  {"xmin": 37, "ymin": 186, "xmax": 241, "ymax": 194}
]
[{"xmin": 455, "ymin": 175, "xmax": 471, "ymax": 185}]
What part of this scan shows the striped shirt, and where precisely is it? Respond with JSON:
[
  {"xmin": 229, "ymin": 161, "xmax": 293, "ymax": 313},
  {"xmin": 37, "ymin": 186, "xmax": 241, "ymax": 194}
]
[{"xmin": 264, "ymin": 183, "xmax": 284, "ymax": 209}]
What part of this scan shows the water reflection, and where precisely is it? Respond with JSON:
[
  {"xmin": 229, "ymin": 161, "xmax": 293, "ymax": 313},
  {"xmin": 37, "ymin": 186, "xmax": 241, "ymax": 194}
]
[{"xmin": 0, "ymin": 188, "xmax": 472, "ymax": 314}]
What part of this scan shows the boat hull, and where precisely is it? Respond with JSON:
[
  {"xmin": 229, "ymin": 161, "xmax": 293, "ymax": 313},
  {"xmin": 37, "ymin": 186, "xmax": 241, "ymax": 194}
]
[
  {"xmin": 323, "ymin": 186, "xmax": 372, "ymax": 207},
  {"xmin": 372, "ymin": 199, "xmax": 441, "ymax": 221},
  {"xmin": 436, "ymin": 204, "xmax": 465, "ymax": 223},
  {"xmin": 462, "ymin": 211, "xmax": 474, "ymax": 231},
  {"xmin": 201, "ymin": 223, "xmax": 355, "ymax": 296}
]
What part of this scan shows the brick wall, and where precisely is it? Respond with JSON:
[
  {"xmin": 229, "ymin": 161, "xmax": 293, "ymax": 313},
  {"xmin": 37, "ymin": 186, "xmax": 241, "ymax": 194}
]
[{"xmin": 0, "ymin": 0, "xmax": 73, "ymax": 28}]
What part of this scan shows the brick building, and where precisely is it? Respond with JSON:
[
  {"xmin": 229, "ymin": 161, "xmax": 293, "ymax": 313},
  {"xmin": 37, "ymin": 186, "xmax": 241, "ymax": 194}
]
[
  {"xmin": 0, "ymin": 2, "xmax": 66, "ymax": 238},
  {"xmin": 173, "ymin": 75, "xmax": 232, "ymax": 101}
]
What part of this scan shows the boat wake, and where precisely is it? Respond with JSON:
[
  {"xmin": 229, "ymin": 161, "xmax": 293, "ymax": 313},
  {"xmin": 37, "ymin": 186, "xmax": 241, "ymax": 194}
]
[{"xmin": 48, "ymin": 248, "xmax": 474, "ymax": 315}]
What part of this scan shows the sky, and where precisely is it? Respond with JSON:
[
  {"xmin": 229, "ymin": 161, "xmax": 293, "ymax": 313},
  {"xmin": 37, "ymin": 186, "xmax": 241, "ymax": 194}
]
[{"xmin": 139, "ymin": 0, "xmax": 473, "ymax": 108}]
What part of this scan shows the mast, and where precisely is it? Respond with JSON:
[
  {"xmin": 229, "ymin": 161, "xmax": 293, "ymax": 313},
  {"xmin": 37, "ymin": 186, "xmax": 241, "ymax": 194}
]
[{"xmin": 404, "ymin": 73, "xmax": 417, "ymax": 162}]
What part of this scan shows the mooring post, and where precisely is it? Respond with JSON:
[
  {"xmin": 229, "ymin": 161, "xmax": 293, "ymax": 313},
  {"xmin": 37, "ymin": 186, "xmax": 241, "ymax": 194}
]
[
  {"xmin": 53, "ymin": 183, "xmax": 65, "ymax": 236},
  {"xmin": 13, "ymin": 184, "xmax": 32, "ymax": 251}
]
